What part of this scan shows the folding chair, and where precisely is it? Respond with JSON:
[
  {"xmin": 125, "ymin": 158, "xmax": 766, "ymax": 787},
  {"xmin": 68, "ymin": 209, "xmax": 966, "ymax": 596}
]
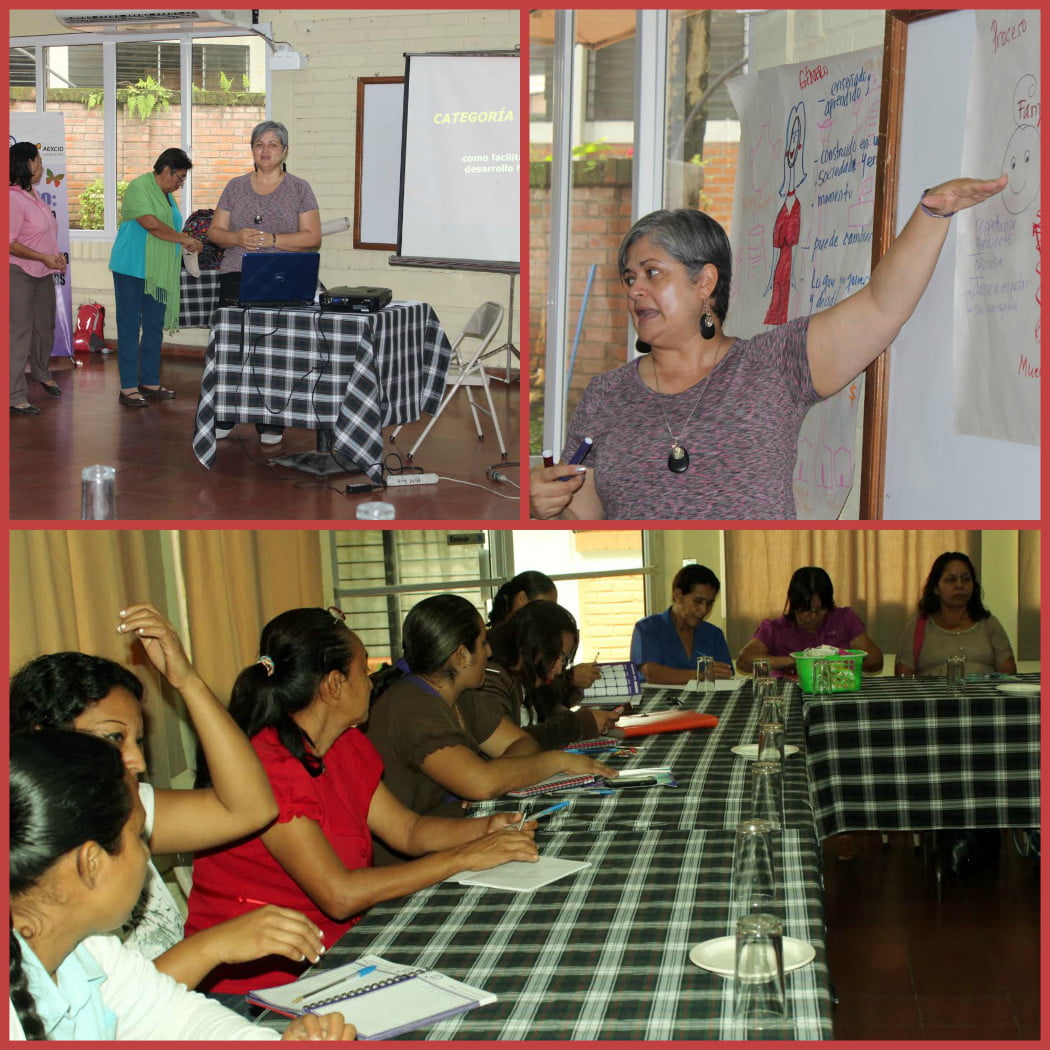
[{"xmin": 391, "ymin": 301, "xmax": 507, "ymax": 460}]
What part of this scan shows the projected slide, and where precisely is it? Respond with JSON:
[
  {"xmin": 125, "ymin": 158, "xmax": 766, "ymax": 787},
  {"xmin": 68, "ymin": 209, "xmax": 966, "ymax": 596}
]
[{"xmin": 399, "ymin": 52, "xmax": 519, "ymax": 266}]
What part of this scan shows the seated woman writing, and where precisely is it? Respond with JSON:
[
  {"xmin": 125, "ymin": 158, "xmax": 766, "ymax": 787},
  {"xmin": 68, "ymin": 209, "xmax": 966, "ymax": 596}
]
[
  {"xmin": 737, "ymin": 566, "xmax": 883, "ymax": 676},
  {"xmin": 488, "ymin": 570, "xmax": 601, "ymax": 691},
  {"xmin": 8, "ymin": 603, "xmax": 323, "ymax": 991},
  {"xmin": 468, "ymin": 600, "xmax": 620, "ymax": 747},
  {"xmin": 9, "ymin": 729, "xmax": 352, "ymax": 1041},
  {"xmin": 366, "ymin": 594, "xmax": 615, "ymax": 853},
  {"xmin": 185, "ymin": 607, "xmax": 539, "ymax": 997},
  {"xmin": 895, "ymin": 551, "xmax": 1016, "ymax": 676},
  {"xmin": 631, "ymin": 564, "xmax": 733, "ymax": 685}
]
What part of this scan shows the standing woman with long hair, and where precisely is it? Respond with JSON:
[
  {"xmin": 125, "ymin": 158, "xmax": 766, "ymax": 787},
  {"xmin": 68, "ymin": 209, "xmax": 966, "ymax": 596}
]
[
  {"xmin": 475, "ymin": 600, "xmax": 620, "ymax": 746},
  {"xmin": 185, "ymin": 607, "xmax": 538, "ymax": 998},
  {"xmin": 9, "ymin": 729, "xmax": 351, "ymax": 1040},
  {"xmin": 9, "ymin": 141, "xmax": 66, "ymax": 415},
  {"xmin": 366, "ymin": 594, "xmax": 614, "ymax": 842}
]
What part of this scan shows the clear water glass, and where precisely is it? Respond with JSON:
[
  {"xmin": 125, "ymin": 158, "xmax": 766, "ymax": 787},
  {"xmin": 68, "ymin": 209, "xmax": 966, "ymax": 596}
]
[
  {"xmin": 732, "ymin": 818, "xmax": 778, "ymax": 920},
  {"xmin": 752, "ymin": 657, "xmax": 771, "ymax": 679},
  {"xmin": 81, "ymin": 464, "xmax": 116, "ymax": 520},
  {"xmin": 695, "ymin": 654, "xmax": 715, "ymax": 697},
  {"xmin": 946, "ymin": 653, "xmax": 966, "ymax": 697},
  {"xmin": 733, "ymin": 912, "xmax": 788, "ymax": 1039},
  {"xmin": 750, "ymin": 760, "xmax": 785, "ymax": 832}
]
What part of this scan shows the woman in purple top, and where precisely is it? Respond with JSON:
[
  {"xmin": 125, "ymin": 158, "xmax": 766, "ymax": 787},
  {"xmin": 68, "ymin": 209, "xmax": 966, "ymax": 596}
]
[
  {"xmin": 529, "ymin": 175, "xmax": 1008, "ymax": 520},
  {"xmin": 207, "ymin": 121, "xmax": 321, "ymax": 445},
  {"xmin": 737, "ymin": 566, "xmax": 883, "ymax": 676}
]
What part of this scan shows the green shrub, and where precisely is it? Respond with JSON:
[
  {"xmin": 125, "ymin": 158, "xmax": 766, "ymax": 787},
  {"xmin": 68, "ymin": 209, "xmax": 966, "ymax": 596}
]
[{"xmin": 77, "ymin": 177, "xmax": 128, "ymax": 230}]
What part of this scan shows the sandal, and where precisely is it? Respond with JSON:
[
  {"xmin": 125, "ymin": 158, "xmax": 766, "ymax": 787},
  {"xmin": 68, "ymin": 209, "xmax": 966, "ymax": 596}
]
[
  {"xmin": 119, "ymin": 391, "xmax": 149, "ymax": 407},
  {"xmin": 138, "ymin": 385, "xmax": 176, "ymax": 401}
]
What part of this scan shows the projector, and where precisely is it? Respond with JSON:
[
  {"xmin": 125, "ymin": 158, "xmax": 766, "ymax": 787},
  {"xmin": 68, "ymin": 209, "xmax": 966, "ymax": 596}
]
[{"xmin": 319, "ymin": 286, "xmax": 392, "ymax": 313}]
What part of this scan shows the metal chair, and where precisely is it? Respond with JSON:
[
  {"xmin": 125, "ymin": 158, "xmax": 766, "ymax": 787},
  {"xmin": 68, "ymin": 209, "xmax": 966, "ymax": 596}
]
[{"xmin": 391, "ymin": 300, "xmax": 507, "ymax": 460}]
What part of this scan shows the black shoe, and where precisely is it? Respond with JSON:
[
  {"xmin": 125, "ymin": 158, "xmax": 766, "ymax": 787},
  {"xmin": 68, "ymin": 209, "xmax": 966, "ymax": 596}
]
[
  {"xmin": 10, "ymin": 403, "xmax": 41, "ymax": 416},
  {"xmin": 138, "ymin": 385, "xmax": 176, "ymax": 401},
  {"xmin": 119, "ymin": 391, "xmax": 150, "ymax": 407},
  {"xmin": 38, "ymin": 380, "xmax": 62, "ymax": 397}
]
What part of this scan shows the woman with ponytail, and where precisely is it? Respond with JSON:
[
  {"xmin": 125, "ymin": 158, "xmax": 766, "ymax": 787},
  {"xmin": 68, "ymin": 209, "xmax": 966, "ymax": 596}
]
[
  {"xmin": 9, "ymin": 603, "xmax": 322, "ymax": 992},
  {"xmin": 473, "ymin": 601, "xmax": 621, "ymax": 747},
  {"xmin": 185, "ymin": 607, "xmax": 539, "ymax": 996},
  {"xmin": 366, "ymin": 595, "xmax": 615, "ymax": 848},
  {"xmin": 9, "ymin": 729, "xmax": 352, "ymax": 1040}
]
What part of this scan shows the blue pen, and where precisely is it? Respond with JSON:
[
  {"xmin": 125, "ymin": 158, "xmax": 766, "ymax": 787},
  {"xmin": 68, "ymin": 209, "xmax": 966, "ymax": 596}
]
[
  {"xmin": 557, "ymin": 437, "xmax": 593, "ymax": 480},
  {"xmin": 292, "ymin": 964, "xmax": 377, "ymax": 1004},
  {"xmin": 518, "ymin": 799, "xmax": 572, "ymax": 829}
]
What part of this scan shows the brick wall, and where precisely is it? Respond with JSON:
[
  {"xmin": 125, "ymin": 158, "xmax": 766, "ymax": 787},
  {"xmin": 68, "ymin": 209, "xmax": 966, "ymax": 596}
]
[
  {"xmin": 12, "ymin": 95, "xmax": 264, "ymax": 227},
  {"xmin": 529, "ymin": 145, "xmax": 740, "ymax": 424}
]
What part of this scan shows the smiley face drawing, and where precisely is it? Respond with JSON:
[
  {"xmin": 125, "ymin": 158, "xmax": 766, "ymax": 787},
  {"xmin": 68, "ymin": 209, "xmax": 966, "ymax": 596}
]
[{"xmin": 1002, "ymin": 75, "xmax": 1039, "ymax": 215}]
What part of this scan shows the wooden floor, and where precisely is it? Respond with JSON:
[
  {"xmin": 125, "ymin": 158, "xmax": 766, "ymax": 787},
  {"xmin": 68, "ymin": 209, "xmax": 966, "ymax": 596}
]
[
  {"xmin": 10, "ymin": 352, "xmax": 523, "ymax": 522},
  {"xmin": 822, "ymin": 831, "xmax": 1040, "ymax": 1039}
]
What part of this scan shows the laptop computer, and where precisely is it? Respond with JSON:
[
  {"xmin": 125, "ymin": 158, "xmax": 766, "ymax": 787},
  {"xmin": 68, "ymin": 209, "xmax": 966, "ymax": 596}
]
[{"xmin": 237, "ymin": 251, "xmax": 320, "ymax": 307}]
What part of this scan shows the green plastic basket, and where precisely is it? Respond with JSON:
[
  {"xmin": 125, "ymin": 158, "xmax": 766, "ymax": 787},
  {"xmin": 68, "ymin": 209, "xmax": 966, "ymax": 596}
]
[{"xmin": 791, "ymin": 649, "xmax": 864, "ymax": 693}]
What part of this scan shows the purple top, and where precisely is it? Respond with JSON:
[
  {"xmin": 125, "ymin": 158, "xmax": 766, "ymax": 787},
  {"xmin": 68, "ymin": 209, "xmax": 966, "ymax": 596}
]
[
  {"xmin": 753, "ymin": 605, "xmax": 867, "ymax": 656},
  {"xmin": 562, "ymin": 315, "xmax": 818, "ymax": 520},
  {"xmin": 216, "ymin": 172, "xmax": 319, "ymax": 274}
]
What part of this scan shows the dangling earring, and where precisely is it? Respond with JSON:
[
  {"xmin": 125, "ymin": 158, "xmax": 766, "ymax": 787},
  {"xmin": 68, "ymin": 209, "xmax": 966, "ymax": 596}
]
[
  {"xmin": 699, "ymin": 306, "xmax": 717, "ymax": 340},
  {"xmin": 635, "ymin": 339, "xmax": 652, "ymax": 354}
]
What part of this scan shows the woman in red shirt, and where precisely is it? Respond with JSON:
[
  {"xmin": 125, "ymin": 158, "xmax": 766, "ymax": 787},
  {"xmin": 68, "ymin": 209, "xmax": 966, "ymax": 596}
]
[{"xmin": 186, "ymin": 607, "xmax": 537, "ymax": 998}]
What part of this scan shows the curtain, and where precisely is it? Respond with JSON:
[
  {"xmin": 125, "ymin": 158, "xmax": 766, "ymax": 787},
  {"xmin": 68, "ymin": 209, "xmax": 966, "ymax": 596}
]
[
  {"xmin": 178, "ymin": 530, "xmax": 325, "ymax": 705},
  {"xmin": 9, "ymin": 529, "xmax": 186, "ymax": 786},
  {"xmin": 1017, "ymin": 530, "xmax": 1040, "ymax": 661},
  {"xmin": 723, "ymin": 530, "xmax": 978, "ymax": 659}
]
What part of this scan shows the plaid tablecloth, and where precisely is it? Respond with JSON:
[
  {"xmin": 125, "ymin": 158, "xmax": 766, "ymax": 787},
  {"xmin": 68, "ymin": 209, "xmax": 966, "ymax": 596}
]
[
  {"xmin": 178, "ymin": 269, "xmax": 221, "ymax": 328},
  {"xmin": 472, "ymin": 682, "xmax": 815, "ymax": 833},
  {"xmin": 256, "ymin": 680, "xmax": 834, "ymax": 1040},
  {"xmin": 257, "ymin": 828, "xmax": 832, "ymax": 1040},
  {"xmin": 191, "ymin": 301, "xmax": 451, "ymax": 482},
  {"xmin": 804, "ymin": 674, "xmax": 1041, "ymax": 837}
]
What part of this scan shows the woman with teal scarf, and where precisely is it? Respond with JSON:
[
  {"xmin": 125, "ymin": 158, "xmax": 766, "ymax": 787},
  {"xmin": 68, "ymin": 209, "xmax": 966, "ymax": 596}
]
[{"xmin": 109, "ymin": 148, "xmax": 202, "ymax": 408}]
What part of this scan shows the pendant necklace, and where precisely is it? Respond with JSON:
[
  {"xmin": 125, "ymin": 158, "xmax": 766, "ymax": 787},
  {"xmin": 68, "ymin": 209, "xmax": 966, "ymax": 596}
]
[{"xmin": 650, "ymin": 341, "xmax": 726, "ymax": 474}]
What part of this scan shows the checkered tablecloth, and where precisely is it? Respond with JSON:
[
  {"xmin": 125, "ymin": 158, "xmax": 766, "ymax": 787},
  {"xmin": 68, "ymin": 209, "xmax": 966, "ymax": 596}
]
[
  {"xmin": 255, "ymin": 680, "xmax": 834, "ymax": 1040},
  {"xmin": 178, "ymin": 268, "xmax": 222, "ymax": 328},
  {"xmin": 257, "ymin": 827, "xmax": 832, "ymax": 1040},
  {"xmin": 804, "ymin": 675, "xmax": 1041, "ymax": 837},
  {"xmin": 191, "ymin": 301, "xmax": 451, "ymax": 482},
  {"xmin": 471, "ymin": 682, "xmax": 816, "ymax": 834}
]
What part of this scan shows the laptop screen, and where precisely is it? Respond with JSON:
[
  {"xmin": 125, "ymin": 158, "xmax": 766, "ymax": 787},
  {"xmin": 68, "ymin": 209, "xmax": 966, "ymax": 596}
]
[{"xmin": 238, "ymin": 252, "xmax": 320, "ymax": 305}]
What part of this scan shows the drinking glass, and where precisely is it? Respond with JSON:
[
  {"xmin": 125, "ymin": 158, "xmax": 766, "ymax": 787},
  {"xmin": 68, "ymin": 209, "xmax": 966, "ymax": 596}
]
[
  {"xmin": 811, "ymin": 659, "xmax": 833, "ymax": 697},
  {"xmin": 755, "ymin": 677, "xmax": 784, "ymax": 725},
  {"xmin": 695, "ymin": 655, "xmax": 715, "ymax": 698},
  {"xmin": 81, "ymin": 464, "xmax": 116, "ymax": 520},
  {"xmin": 757, "ymin": 721, "xmax": 786, "ymax": 766},
  {"xmin": 732, "ymin": 818, "xmax": 778, "ymax": 920},
  {"xmin": 733, "ymin": 912, "xmax": 788, "ymax": 1039},
  {"xmin": 946, "ymin": 653, "xmax": 966, "ymax": 697},
  {"xmin": 750, "ymin": 760, "xmax": 785, "ymax": 832},
  {"xmin": 752, "ymin": 657, "xmax": 771, "ymax": 679}
]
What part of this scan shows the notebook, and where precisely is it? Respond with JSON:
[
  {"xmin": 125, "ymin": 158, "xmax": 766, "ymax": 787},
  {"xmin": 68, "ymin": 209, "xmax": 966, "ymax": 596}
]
[
  {"xmin": 246, "ymin": 954, "xmax": 495, "ymax": 1039},
  {"xmin": 238, "ymin": 251, "xmax": 320, "ymax": 306},
  {"xmin": 506, "ymin": 771, "xmax": 602, "ymax": 798},
  {"xmin": 616, "ymin": 710, "xmax": 719, "ymax": 737},
  {"xmin": 450, "ymin": 856, "xmax": 591, "ymax": 892},
  {"xmin": 577, "ymin": 660, "xmax": 643, "ymax": 706}
]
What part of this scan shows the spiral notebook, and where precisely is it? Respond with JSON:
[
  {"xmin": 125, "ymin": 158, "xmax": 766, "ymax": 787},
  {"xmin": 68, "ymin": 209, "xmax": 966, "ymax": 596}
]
[
  {"xmin": 505, "ymin": 771, "xmax": 602, "ymax": 798},
  {"xmin": 246, "ymin": 953, "xmax": 495, "ymax": 1038}
]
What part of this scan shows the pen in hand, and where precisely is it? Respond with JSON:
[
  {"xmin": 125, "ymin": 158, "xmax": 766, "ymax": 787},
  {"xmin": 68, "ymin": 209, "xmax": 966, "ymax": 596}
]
[{"xmin": 517, "ymin": 799, "xmax": 572, "ymax": 829}]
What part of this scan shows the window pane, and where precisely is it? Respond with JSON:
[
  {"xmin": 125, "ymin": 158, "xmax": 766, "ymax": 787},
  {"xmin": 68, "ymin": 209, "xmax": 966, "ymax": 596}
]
[
  {"xmin": 512, "ymin": 529, "xmax": 645, "ymax": 660},
  {"xmin": 42, "ymin": 43, "xmax": 104, "ymax": 231},
  {"xmin": 529, "ymin": 12, "xmax": 636, "ymax": 453},
  {"xmin": 188, "ymin": 34, "xmax": 267, "ymax": 218}
]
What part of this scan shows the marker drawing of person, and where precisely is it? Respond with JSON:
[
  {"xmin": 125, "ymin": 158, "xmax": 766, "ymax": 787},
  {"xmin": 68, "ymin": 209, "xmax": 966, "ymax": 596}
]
[{"xmin": 764, "ymin": 102, "xmax": 808, "ymax": 326}]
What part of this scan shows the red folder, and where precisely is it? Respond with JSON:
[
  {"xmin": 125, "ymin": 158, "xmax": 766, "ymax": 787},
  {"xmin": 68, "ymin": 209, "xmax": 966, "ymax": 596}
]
[{"xmin": 617, "ymin": 710, "xmax": 719, "ymax": 737}]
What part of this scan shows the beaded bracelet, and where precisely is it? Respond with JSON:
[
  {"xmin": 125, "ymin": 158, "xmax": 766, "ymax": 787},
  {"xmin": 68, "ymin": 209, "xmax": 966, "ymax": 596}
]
[{"xmin": 919, "ymin": 187, "xmax": 955, "ymax": 219}]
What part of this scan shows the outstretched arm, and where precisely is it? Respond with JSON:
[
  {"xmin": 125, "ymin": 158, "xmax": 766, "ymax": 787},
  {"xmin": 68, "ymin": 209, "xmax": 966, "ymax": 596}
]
[{"xmin": 806, "ymin": 175, "xmax": 1007, "ymax": 397}]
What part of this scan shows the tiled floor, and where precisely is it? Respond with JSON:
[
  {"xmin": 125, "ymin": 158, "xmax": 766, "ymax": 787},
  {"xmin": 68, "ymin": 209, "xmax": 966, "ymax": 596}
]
[
  {"xmin": 822, "ymin": 831, "xmax": 1040, "ymax": 1039},
  {"xmin": 10, "ymin": 352, "xmax": 522, "ymax": 521}
]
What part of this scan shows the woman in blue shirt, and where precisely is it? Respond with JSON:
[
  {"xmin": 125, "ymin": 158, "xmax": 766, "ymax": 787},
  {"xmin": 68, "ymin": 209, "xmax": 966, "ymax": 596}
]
[{"xmin": 630, "ymin": 564, "xmax": 733, "ymax": 684}]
